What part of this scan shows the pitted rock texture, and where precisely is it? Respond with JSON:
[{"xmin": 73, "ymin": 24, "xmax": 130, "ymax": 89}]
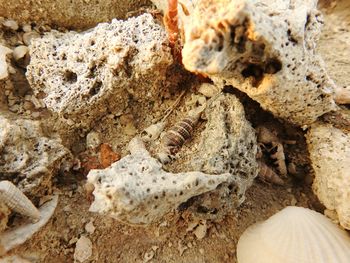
[
  {"xmin": 0, "ymin": 114, "xmax": 72, "ymax": 197},
  {"xmin": 182, "ymin": 0, "xmax": 337, "ymax": 126},
  {"xmin": 27, "ymin": 14, "xmax": 173, "ymax": 126},
  {"xmin": 184, "ymin": 93, "xmax": 258, "ymax": 219},
  {"xmin": 87, "ymin": 137, "xmax": 233, "ymax": 225},
  {"xmin": 307, "ymin": 122, "xmax": 350, "ymax": 230}
]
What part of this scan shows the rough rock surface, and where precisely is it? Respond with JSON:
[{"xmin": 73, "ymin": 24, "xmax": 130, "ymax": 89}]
[
  {"xmin": 307, "ymin": 122, "xmax": 350, "ymax": 230},
  {"xmin": 182, "ymin": 0, "xmax": 337, "ymax": 126},
  {"xmin": 0, "ymin": 114, "xmax": 72, "ymax": 196},
  {"xmin": 0, "ymin": 45, "xmax": 12, "ymax": 80},
  {"xmin": 0, "ymin": 0, "xmax": 151, "ymax": 30},
  {"xmin": 0, "ymin": 202, "xmax": 10, "ymax": 233},
  {"xmin": 184, "ymin": 93, "xmax": 258, "ymax": 219},
  {"xmin": 88, "ymin": 137, "xmax": 234, "ymax": 225},
  {"xmin": 26, "ymin": 14, "xmax": 173, "ymax": 126}
]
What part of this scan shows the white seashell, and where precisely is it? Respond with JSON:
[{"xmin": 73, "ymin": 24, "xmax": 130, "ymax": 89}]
[
  {"xmin": 0, "ymin": 181, "xmax": 40, "ymax": 222},
  {"xmin": 0, "ymin": 195, "xmax": 58, "ymax": 254},
  {"xmin": 237, "ymin": 206, "xmax": 350, "ymax": 263}
]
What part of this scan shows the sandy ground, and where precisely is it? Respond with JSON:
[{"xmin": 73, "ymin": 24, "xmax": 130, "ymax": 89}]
[{"xmin": 1, "ymin": 0, "xmax": 349, "ymax": 262}]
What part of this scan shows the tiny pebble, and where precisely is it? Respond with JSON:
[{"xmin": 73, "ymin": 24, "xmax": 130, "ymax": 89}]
[
  {"xmin": 193, "ymin": 221, "xmax": 207, "ymax": 240},
  {"xmin": 74, "ymin": 236, "xmax": 92, "ymax": 263},
  {"xmin": 143, "ymin": 250, "xmax": 155, "ymax": 262},
  {"xmin": 23, "ymin": 31, "xmax": 40, "ymax": 46},
  {"xmin": 22, "ymin": 24, "xmax": 32, "ymax": 32},
  {"xmin": 86, "ymin": 131, "xmax": 101, "ymax": 149},
  {"xmin": 198, "ymin": 83, "xmax": 220, "ymax": 98},
  {"xmin": 12, "ymin": 45, "xmax": 29, "ymax": 61},
  {"xmin": 85, "ymin": 221, "xmax": 95, "ymax": 234},
  {"xmin": 31, "ymin": 111, "xmax": 40, "ymax": 118},
  {"xmin": 3, "ymin": 19, "xmax": 18, "ymax": 31}
]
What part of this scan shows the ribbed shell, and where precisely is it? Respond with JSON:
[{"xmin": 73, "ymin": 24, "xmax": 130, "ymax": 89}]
[
  {"xmin": 0, "ymin": 181, "xmax": 40, "ymax": 221},
  {"xmin": 237, "ymin": 206, "xmax": 350, "ymax": 263}
]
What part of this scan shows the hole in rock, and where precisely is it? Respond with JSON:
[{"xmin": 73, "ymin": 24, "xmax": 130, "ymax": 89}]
[
  {"xmin": 265, "ymin": 58, "xmax": 282, "ymax": 74},
  {"xmin": 63, "ymin": 70, "xmax": 77, "ymax": 83},
  {"xmin": 89, "ymin": 80, "xmax": 102, "ymax": 96}
]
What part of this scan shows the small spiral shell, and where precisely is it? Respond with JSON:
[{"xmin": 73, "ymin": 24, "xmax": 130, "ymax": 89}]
[
  {"xmin": 258, "ymin": 161, "xmax": 284, "ymax": 185},
  {"xmin": 162, "ymin": 116, "xmax": 197, "ymax": 153},
  {"xmin": 0, "ymin": 181, "xmax": 40, "ymax": 222}
]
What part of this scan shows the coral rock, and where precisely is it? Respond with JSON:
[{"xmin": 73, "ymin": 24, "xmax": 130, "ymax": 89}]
[
  {"xmin": 307, "ymin": 122, "xmax": 350, "ymax": 230},
  {"xmin": 0, "ymin": 114, "xmax": 72, "ymax": 196},
  {"xmin": 26, "ymin": 14, "xmax": 173, "ymax": 126},
  {"xmin": 182, "ymin": 0, "xmax": 337, "ymax": 126},
  {"xmin": 184, "ymin": 93, "xmax": 258, "ymax": 218},
  {"xmin": 87, "ymin": 137, "xmax": 233, "ymax": 225}
]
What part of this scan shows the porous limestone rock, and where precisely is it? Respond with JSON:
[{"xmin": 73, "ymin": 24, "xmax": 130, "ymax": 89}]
[
  {"xmin": 87, "ymin": 137, "xmax": 234, "ymax": 225},
  {"xmin": 0, "ymin": 114, "xmax": 72, "ymax": 196},
  {"xmin": 307, "ymin": 122, "xmax": 350, "ymax": 230},
  {"xmin": 183, "ymin": 93, "xmax": 258, "ymax": 219},
  {"xmin": 27, "ymin": 14, "xmax": 173, "ymax": 126},
  {"xmin": 181, "ymin": 0, "xmax": 337, "ymax": 126}
]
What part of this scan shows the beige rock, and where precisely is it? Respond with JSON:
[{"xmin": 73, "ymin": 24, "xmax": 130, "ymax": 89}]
[
  {"xmin": 0, "ymin": 45, "xmax": 12, "ymax": 80},
  {"xmin": 307, "ymin": 122, "xmax": 350, "ymax": 229},
  {"xmin": 27, "ymin": 14, "xmax": 173, "ymax": 128},
  {"xmin": 74, "ymin": 236, "xmax": 92, "ymax": 262},
  {"xmin": 22, "ymin": 31, "xmax": 40, "ymax": 46},
  {"xmin": 0, "ymin": 0, "xmax": 151, "ymax": 30},
  {"xmin": 184, "ymin": 93, "xmax": 258, "ymax": 219},
  {"xmin": 2, "ymin": 19, "xmax": 18, "ymax": 31},
  {"xmin": 181, "ymin": 0, "xmax": 337, "ymax": 126},
  {"xmin": 0, "ymin": 114, "xmax": 72, "ymax": 196},
  {"xmin": 88, "ymin": 137, "xmax": 235, "ymax": 225},
  {"xmin": 12, "ymin": 45, "xmax": 29, "ymax": 61}
]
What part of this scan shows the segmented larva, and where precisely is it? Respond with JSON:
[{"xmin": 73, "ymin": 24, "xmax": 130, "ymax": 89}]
[
  {"xmin": 163, "ymin": 115, "xmax": 198, "ymax": 154},
  {"xmin": 258, "ymin": 161, "xmax": 284, "ymax": 186},
  {"xmin": 0, "ymin": 180, "xmax": 40, "ymax": 222}
]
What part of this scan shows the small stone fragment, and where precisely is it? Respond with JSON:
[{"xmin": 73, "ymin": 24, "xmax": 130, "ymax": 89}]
[
  {"xmin": 86, "ymin": 131, "xmax": 101, "ymax": 149},
  {"xmin": 193, "ymin": 221, "xmax": 207, "ymax": 240},
  {"xmin": 74, "ymin": 236, "xmax": 92, "ymax": 263},
  {"xmin": 85, "ymin": 221, "xmax": 95, "ymax": 234},
  {"xmin": 22, "ymin": 24, "xmax": 32, "ymax": 32},
  {"xmin": 0, "ymin": 45, "xmax": 12, "ymax": 80},
  {"xmin": 2, "ymin": 19, "xmax": 18, "ymax": 31},
  {"xmin": 12, "ymin": 46, "xmax": 29, "ymax": 61},
  {"xmin": 23, "ymin": 31, "xmax": 41, "ymax": 46},
  {"xmin": 198, "ymin": 83, "xmax": 220, "ymax": 98}
]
